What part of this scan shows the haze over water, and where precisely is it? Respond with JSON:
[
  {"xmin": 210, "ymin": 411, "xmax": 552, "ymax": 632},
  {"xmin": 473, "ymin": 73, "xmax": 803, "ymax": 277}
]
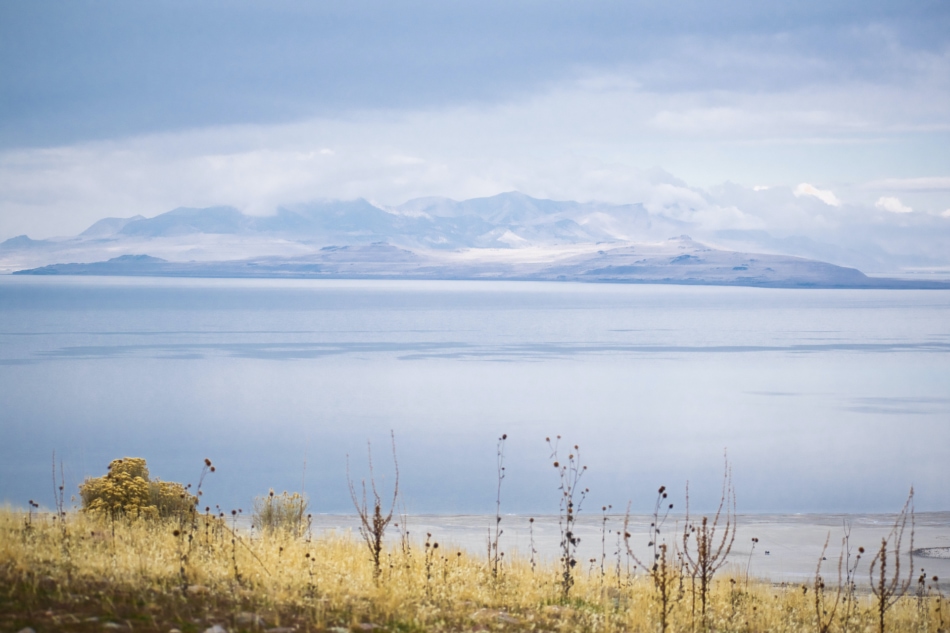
[{"xmin": 1, "ymin": 277, "xmax": 948, "ymax": 518}]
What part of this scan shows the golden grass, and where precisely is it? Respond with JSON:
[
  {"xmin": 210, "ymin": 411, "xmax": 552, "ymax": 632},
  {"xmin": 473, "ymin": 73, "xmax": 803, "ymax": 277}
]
[{"xmin": 1, "ymin": 509, "xmax": 947, "ymax": 633}]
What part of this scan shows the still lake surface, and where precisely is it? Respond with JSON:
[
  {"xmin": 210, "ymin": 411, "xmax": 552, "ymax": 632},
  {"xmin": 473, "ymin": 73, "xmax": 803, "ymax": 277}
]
[{"xmin": 2, "ymin": 277, "xmax": 949, "ymax": 559}]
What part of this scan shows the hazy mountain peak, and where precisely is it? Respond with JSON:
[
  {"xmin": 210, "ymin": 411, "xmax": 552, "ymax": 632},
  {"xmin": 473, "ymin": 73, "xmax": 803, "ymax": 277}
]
[
  {"xmin": 119, "ymin": 206, "xmax": 246, "ymax": 237},
  {"xmin": 80, "ymin": 215, "xmax": 146, "ymax": 237},
  {"xmin": 107, "ymin": 254, "xmax": 167, "ymax": 264},
  {"xmin": 0, "ymin": 235, "xmax": 43, "ymax": 250}
]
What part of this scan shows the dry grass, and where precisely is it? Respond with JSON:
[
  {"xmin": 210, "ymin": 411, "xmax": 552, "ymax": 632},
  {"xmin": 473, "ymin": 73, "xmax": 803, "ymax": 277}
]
[{"xmin": 1, "ymin": 508, "xmax": 947, "ymax": 633}]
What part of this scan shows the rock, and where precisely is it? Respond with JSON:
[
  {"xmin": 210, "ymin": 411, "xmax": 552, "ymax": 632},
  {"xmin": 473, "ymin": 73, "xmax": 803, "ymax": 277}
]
[
  {"xmin": 16, "ymin": 627, "xmax": 37, "ymax": 633},
  {"xmin": 187, "ymin": 584, "xmax": 210, "ymax": 595},
  {"xmin": 235, "ymin": 612, "xmax": 266, "ymax": 628},
  {"xmin": 102, "ymin": 623, "xmax": 126, "ymax": 630},
  {"xmin": 541, "ymin": 605, "xmax": 575, "ymax": 618},
  {"xmin": 358, "ymin": 624, "xmax": 380, "ymax": 631},
  {"xmin": 469, "ymin": 609, "xmax": 519, "ymax": 625},
  {"xmin": 168, "ymin": 629, "xmax": 183, "ymax": 633},
  {"xmin": 37, "ymin": 576, "xmax": 57, "ymax": 592},
  {"xmin": 204, "ymin": 626, "xmax": 229, "ymax": 633}
]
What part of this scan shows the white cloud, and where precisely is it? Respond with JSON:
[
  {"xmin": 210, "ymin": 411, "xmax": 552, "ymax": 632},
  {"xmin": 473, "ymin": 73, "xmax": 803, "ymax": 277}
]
[
  {"xmin": 875, "ymin": 196, "xmax": 913, "ymax": 214},
  {"xmin": 863, "ymin": 177, "xmax": 950, "ymax": 192},
  {"xmin": 1, "ymin": 59, "xmax": 949, "ymax": 240},
  {"xmin": 942, "ymin": 209, "xmax": 950, "ymax": 218},
  {"xmin": 794, "ymin": 183, "xmax": 841, "ymax": 207}
]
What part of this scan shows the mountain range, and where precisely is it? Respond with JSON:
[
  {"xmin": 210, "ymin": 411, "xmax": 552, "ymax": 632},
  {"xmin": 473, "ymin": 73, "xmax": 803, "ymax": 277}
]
[{"xmin": 3, "ymin": 192, "xmax": 949, "ymax": 288}]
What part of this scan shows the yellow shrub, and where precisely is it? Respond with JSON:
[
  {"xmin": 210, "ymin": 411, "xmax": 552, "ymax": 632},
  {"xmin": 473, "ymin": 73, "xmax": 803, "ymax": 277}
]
[{"xmin": 79, "ymin": 457, "xmax": 195, "ymax": 520}]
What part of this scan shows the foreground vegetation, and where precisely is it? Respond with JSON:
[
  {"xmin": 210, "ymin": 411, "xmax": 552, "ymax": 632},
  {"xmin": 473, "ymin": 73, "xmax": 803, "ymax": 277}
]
[
  {"xmin": 1, "ymin": 449, "xmax": 945, "ymax": 632},
  {"xmin": 2, "ymin": 509, "xmax": 946, "ymax": 633}
]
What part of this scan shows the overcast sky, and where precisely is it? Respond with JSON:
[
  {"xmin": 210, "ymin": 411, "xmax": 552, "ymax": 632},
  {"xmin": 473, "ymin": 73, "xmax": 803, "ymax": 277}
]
[{"xmin": 1, "ymin": 0, "xmax": 949, "ymax": 241}]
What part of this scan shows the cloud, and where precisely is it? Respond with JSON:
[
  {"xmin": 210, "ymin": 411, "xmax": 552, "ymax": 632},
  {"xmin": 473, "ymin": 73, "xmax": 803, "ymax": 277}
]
[
  {"xmin": 0, "ymin": 57, "xmax": 948, "ymax": 256},
  {"xmin": 875, "ymin": 196, "xmax": 913, "ymax": 214},
  {"xmin": 863, "ymin": 177, "xmax": 950, "ymax": 191},
  {"xmin": 4, "ymin": 1, "xmax": 949, "ymax": 149},
  {"xmin": 794, "ymin": 183, "xmax": 841, "ymax": 206}
]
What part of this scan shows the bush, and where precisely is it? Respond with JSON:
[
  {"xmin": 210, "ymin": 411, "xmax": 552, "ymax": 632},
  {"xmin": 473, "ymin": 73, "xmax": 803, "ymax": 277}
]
[
  {"xmin": 252, "ymin": 489, "xmax": 308, "ymax": 535},
  {"xmin": 79, "ymin": 457, "xmax": 195, "ymax": 520}
]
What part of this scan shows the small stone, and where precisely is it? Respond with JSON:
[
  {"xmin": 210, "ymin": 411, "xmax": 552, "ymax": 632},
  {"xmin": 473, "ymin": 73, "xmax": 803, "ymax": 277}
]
[
  {"xmin": 358, "ymin": 624, "xmax": 380, "ymax": 631},
  {"xmin": 236, "ymin": 612, "xmax": 266, "ymax": 628},
  {"xmin": 204, "ymin": 626, "xmax": 228, "ymax": 633},
  {"xmin": 16, "ymin": 627, "xmax": 37, "ymax": 633},
  {"xmin": 102, "ymin": 624, "xmax": 125, "ymax": 630},
  {"xmin": 469, "ymin": 609, "xmax": 519, "ymax": 625},
  {"xmin": 37, "ymin": 577, "xmax": 57, "ymax": 592},
  {"xmin": 168, "ymin": 629, "xmax": 183, "ymax": 633}
]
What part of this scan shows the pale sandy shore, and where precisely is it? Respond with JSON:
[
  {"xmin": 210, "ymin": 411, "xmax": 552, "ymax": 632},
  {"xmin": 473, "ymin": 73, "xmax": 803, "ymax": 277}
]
[{"xmin": 298, "ymin": 512, "xmax": 950, "ymax": 589}]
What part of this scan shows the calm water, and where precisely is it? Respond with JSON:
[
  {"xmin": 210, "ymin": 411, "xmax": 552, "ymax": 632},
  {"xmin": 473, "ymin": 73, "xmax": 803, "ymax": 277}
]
[{"xmin": 1, "ymin": 277, "xmax": 949, "ymax": 520}]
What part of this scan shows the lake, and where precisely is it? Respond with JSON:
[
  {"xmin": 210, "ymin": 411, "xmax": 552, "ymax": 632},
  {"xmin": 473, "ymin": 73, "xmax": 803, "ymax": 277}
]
[{"xmin": 1, "ymin": 276, "xmax": 949, "ymax": 522}]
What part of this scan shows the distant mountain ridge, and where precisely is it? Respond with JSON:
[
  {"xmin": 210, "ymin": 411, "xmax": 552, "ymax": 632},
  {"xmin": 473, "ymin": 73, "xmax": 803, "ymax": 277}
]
[
  {"xmin": 14, "ymin": 236, "xmax": 950, "ymax": 289},
  {"xmin": 42, "ymin": 193, "xmax": 679, "ymax": 249},
  {"xmin": 2, "ymin": 192, "xmax": 949, "ymax": 287}
]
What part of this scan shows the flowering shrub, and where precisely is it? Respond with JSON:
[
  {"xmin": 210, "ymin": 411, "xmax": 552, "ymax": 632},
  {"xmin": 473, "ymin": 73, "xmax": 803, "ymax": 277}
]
[{"xmin": 79, "ymin": 457, "xmax": 194, "ymax": 519}]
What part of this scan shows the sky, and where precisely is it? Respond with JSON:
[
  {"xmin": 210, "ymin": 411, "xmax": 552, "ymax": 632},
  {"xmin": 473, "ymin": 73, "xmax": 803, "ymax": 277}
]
[{"xmin": 1, "ymin": 0, "xmax": 949, "ymax": 246}]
